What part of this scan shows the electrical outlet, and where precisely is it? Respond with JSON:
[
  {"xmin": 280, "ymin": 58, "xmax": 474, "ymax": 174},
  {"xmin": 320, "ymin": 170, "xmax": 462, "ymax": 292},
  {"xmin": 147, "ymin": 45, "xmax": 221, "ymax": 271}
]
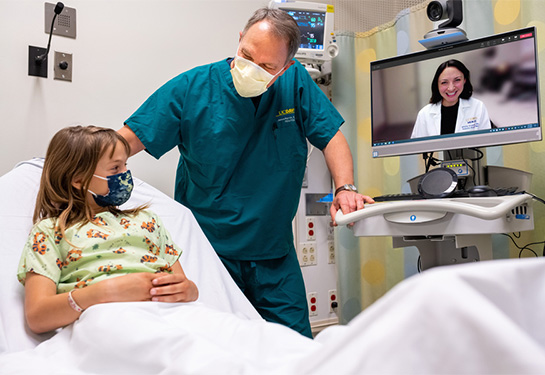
[
  {"xmin": 328, "ymin": 289, "xmax": 338, "ymax": 313},
  {"xmin": 297, "ymin": 243, "xmax": 307, "ymax": 267},
  {"xmin": 327, "ymin": 220, "xmax": 335, "ymax": 240},
  {"xmin": 328, "ymin": 241, "xmax": 335, "ymax": 264},
  {"xmin": 308, "ymin": 292, "xmax": 318, "ymax": 317},
  {"xmin": 306, "ymin": 217, "xmax": 316, "ymax": 241},
  {"xmin": 299, "ymin": 242, "xmax": 317, "ymax": 267},
  {"xmin": 308, "ymin": 243, "xmax": 317, "ymax": 266}
]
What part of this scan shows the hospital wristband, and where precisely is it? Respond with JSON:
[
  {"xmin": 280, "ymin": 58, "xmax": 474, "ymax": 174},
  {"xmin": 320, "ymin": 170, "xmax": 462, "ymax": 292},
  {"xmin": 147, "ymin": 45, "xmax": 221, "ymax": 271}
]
[{"xmin": 68, "ymin": 290, "xmax": 84, "ymax": 313}]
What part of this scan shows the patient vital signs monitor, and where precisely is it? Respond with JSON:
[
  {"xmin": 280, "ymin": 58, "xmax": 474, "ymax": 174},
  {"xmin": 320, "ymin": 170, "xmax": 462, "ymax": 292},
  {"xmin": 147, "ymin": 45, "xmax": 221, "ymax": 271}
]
[
  {"xmin": 271, "ymin": 1, "xmax": 338, "ymax": 62},
  {"xmin": 370, "ymin": 27, "xmax": 541, "ymax": 158}
]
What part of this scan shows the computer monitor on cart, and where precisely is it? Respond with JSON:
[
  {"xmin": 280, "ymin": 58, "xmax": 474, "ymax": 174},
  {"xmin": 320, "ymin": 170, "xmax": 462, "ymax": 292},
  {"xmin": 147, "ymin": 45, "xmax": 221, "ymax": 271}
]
[{"xmin": 370, "ymin": 27, "xmax": 541, "ymax": 160}]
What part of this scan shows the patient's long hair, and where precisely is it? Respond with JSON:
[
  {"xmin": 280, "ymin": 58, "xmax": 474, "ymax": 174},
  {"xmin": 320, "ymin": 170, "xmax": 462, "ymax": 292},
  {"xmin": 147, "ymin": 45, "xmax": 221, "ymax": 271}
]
[{"xmin": 34, "ymin": 125, "xmax": 146, "ymax": 236}]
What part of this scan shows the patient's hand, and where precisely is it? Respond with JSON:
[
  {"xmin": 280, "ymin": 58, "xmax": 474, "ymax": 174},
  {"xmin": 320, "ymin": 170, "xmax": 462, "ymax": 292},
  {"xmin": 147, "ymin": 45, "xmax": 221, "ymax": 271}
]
[
  {"xmin": 102, "ymin": 272, "xmax": 157, "ymax": 302},
  {"xmin": 149, "ymin": 261, "xmax": 199, "ymax": 303}
]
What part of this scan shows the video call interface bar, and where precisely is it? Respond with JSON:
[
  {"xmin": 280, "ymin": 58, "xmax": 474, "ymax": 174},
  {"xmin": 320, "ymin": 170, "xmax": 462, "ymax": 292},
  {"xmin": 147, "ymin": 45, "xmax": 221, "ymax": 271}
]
[{"xmin": 371, "ymin": 28, "xmax": 536, "ymax": 72}]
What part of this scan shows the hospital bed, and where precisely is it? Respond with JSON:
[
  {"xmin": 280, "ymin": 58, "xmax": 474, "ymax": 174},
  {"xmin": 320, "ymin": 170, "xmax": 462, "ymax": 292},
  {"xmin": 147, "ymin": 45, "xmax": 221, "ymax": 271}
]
[{"xmin": 1, "ymin": 159, "xmax": 545, "ymax": 374}]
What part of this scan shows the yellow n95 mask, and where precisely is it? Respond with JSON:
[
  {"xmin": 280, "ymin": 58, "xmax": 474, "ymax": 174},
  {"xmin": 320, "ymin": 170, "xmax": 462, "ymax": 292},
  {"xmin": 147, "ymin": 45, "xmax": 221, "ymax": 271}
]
[{"xmin": 230, "ymin": 56, "xmax": 283, "ymax": 98}]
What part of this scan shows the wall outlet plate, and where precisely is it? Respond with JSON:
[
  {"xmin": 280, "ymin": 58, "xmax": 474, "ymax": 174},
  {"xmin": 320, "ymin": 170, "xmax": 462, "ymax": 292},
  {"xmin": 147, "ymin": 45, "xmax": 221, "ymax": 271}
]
[
  {"xmin": 327, "ymin": 220, "xmax": 334, "ymax": 240},
  {"xmin": 328, "ymin": 289, "xmax": 338, "ymax": 313},
  {"xmin": 308, "ymin": 292, "xmax": 318, "ymax": 317},
  {"xmin": 298, "ymin": 242, "xmax": 317, "ymax": 267},
  {"xmin": 327, "ymin": 241, "xmax": 335, "ymax": 264},
  {"xmin": 54, "ymin": 51, "xmax": 72, "ymax": 81},
  {"xmin": 306, "ymin": 217, "xmax": 316, "ymax": 241}
]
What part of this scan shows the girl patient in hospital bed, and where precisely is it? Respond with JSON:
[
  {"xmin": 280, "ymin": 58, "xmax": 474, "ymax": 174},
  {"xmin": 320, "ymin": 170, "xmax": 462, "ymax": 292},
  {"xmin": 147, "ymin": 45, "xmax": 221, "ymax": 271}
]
[
  {"xmin": 17, "ymin": 125, "xmax": 199, "ymax": 334},
  {"xmin": 3, "ymin": 125, "xmax": 319, "ymax": 373}
]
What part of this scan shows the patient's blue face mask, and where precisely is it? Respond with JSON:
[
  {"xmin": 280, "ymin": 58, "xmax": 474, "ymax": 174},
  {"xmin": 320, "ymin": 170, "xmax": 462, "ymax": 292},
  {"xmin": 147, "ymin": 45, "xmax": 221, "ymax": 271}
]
[{"xmin": 89, "ymin": 170, "xmax": 134, "ymax": 207}]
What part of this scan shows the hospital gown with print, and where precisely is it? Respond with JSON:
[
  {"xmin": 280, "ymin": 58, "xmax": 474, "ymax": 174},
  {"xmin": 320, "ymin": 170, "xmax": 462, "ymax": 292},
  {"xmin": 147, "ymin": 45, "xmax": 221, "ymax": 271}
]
[{"xmin": 17, "ymin": 210, "xmax": 182, "ymax": 293}]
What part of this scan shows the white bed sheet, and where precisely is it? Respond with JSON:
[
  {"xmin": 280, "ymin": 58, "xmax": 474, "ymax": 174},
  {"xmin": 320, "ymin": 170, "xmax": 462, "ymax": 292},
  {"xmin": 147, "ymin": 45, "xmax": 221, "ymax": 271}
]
[{"xmin": 2, "ymin": 159, "xmax": 545, "ymax": 374}]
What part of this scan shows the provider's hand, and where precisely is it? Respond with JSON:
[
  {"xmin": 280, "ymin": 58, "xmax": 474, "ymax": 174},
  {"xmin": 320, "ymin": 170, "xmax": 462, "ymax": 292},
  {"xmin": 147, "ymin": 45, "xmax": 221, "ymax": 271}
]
[
  {"xmin": 330, "ymin": 191, "xmax": 374, "ymax": 226},
  {"xmin": 150, "ymin": 261, "xmax": 199, "ymax": 303}
]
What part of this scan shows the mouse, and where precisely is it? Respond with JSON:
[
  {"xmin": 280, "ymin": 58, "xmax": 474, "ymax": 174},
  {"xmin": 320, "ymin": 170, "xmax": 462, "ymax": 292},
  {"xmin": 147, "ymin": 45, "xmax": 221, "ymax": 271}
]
[{"xmin": 467, "ymin": 185, "xmax": 497, "ymax": 197}]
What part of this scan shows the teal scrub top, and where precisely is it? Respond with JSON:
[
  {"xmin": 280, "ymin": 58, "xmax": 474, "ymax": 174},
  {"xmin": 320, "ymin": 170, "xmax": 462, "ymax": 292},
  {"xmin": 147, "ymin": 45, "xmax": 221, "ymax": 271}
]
[{"xmin": 125, "ymin": 59, "xmax": 344, "ymax": 260}]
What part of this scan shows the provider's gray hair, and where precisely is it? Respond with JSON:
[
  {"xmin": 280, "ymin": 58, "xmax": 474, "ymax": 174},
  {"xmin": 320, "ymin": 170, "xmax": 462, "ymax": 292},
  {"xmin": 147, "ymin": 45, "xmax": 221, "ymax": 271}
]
[{"xmin": 241, "ymin": 8, "xmax": 300, "ymax": 64}]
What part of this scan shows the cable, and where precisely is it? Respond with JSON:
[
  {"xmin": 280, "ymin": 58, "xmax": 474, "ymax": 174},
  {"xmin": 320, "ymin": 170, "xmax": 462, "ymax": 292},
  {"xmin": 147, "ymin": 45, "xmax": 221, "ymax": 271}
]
[
  {"xmin": 468, "ymin": 148, "xmax": 484, "ymax": 161},
  {"xmin": 526, "ymin": 191, "xmax": 545, "ymax": 205},
  {"xmin": 423, "ymin": 152, "xmax": 441, "ymax": 173},
  {"xmin": 527, "ymin": 192, "xmax": 545, "ymax": 255},
  {"xmin": 461, "ymin": 155, "xmax": 477, "ymax": 186},
  {"xmin": 500, "ymin": 233, "xmax": 544, "ymax": 258},
  {"xmin": 523, "ymin": 247, "xmax": 539, "ymax": 257},
  {"xmin": 422, "ymin": 153, "xmax": 430, "ymax": 173}
]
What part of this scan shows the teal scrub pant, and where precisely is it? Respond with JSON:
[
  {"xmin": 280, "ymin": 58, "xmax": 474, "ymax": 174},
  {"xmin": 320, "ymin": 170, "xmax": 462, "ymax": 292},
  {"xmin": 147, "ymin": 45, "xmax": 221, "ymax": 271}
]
[{"xmin": 219, "ymin": 250, "xmax": 312, "ymax": 338}]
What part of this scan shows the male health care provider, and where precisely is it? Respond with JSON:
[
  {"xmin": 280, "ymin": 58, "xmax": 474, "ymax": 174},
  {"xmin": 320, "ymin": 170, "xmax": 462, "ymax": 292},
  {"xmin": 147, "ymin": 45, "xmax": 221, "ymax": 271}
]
[{"xmin": 119, "ymin": 7, "xmax": 373, "ymax": 338}]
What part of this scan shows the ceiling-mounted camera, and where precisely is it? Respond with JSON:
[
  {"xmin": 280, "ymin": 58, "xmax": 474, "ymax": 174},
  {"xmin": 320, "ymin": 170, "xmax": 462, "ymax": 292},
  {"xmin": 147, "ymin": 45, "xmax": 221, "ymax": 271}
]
[{"xmin": 419, "ymin": 0, "xmax": 467, "ymax": 49}]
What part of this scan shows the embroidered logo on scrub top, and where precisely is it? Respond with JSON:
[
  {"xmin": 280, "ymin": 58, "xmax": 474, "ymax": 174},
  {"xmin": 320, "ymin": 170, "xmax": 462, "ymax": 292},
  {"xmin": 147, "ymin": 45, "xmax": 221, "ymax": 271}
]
[
  {"xmin": 275, "ymin": 108, "xmax": 296, "ymax": 127},
  {"xmin": 461, "ymin": 117, "xmax": 479, "ymax": 131},
  {"xmin": 276, "ymin": 108, "xmax": 295, "ymax": 117}
]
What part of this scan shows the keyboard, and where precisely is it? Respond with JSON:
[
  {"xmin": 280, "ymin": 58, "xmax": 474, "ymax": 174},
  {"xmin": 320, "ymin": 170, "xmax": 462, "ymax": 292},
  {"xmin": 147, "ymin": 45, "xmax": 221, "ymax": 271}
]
[
  {"xmin": 493, "ymin": 186, "xmax": 519, "ymax": 196},
  {"xmin": 372, "ymin": 193, "xmax": 424, "ymax": 202},
  {"xmin": 373, "ymin": 187, "xmax": 519, "ymax": 202}
]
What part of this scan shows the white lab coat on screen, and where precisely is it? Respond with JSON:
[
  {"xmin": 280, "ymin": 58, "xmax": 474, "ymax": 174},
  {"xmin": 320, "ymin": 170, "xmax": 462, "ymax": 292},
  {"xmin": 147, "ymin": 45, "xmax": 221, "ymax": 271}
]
[{"xmin": 411, "ymin": 97, "xmax": 491, "ymax": 138}]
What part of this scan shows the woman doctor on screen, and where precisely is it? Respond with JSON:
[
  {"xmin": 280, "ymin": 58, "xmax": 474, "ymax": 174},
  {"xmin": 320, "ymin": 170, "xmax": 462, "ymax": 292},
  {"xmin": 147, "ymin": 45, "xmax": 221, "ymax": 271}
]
[{"xmin": 411, "ymin": 59, "xmax": 491, "ymax": 138}]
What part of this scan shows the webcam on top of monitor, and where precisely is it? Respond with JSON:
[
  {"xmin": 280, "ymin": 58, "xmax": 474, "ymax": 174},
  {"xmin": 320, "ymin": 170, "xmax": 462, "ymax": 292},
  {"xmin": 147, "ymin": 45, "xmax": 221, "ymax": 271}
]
[{"xmin": 419, "ymin": 0, "xmax": 468, "ymax": 49}]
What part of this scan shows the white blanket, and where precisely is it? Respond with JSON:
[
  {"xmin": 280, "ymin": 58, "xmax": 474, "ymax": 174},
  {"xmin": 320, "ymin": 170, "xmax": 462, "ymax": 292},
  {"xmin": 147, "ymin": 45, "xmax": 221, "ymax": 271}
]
[
  {"xmin": 2, "ymin": 160, "xmax": 545, "ymax": 374},
  {"xmin": 2, "ymin": 257, "xmax": 545, "ymax": 374},
  {"xmin": 0, "ymin": 302, "xmax": 317, "ymax": 374}
]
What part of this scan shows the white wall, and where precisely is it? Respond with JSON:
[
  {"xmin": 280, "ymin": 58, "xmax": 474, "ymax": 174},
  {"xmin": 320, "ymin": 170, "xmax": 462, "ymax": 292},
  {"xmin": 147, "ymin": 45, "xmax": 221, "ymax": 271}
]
[{"xmin": 1, "ymin": 0, "xmax": 268, "ymax": 197}]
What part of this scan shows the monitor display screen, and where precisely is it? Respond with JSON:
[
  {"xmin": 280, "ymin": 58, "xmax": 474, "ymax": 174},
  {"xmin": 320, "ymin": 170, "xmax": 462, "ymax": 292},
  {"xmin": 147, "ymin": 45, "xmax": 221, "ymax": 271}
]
[
  {"xmin": 370, "ymin": 27, "xmax": 541, "ymax": 158},
  {"xmin": 284, "ymin": 9, "xmax": 326, "ymax": 50}
]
